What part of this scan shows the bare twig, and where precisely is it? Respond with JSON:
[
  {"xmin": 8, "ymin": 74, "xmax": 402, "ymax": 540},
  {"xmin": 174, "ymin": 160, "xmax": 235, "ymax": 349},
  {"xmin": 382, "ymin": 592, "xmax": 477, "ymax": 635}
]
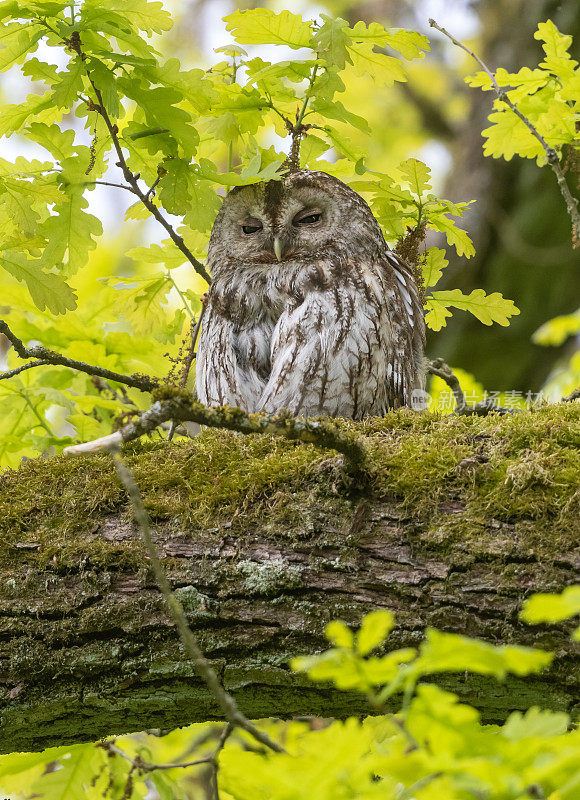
[
  {"xmin": 101, "ymin": 724, "xmax": 233, "ymax": 774},
  {"xmin": 429, "ymin": 19, "xmax": 580, "ymax": 245},
  {"xmin": 65, "ymin": 391, "xmax": 367, "ymax": 471},
  {"xmin": 0, "ymin": 359, "xmax": 50, "ymax": 381},
  {"xmin": 145, "ymin": 174, "xmax": 162, "ymax": 201},
  {"xmin": 84, "ymin": 180, "xmax": 137, "ymax": 193},
  {"xmin": 0, "ymin": 321, "xmax": 158, "ymax": 392},
  {"xmin": 110, "ymin": 451, "xmax": 285, "ymax": 754},
  {"xmin": 428, "ymin": 358, "xmax": 466, "ymax": 411},
  {"xmin": 563, "ymin": 387, "xmax": 580, "ymax": 402},
  {"xmin": 428, "ymin": 357, "xmax": 517, "ymax": 415},
  {"xmin": 167, "ymin": 307, "xmax": 206, "ymax": 440}
]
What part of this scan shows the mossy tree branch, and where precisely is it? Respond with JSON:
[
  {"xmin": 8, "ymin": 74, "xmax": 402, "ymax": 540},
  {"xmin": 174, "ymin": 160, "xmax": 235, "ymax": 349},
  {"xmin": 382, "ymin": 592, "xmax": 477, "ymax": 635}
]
[
  {"xmin": 0, "ymin": 406, "xmax": 578, "ymax": 753},
  {"xmin": 64, "ymin": 389, "xmax": 368, "ymax": 471}
]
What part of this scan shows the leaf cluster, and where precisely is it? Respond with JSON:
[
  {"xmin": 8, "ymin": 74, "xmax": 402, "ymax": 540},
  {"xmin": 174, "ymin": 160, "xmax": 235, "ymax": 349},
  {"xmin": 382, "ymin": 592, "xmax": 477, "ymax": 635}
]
[{"xmin": 466, "ymin": 21, "xmax": 580, "ymax": 164}]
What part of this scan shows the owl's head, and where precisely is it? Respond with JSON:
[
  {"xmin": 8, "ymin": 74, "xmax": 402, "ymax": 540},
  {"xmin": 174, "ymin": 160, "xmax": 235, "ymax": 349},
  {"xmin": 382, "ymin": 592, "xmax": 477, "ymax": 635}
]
[{"xmin": 207, "ymin": 169, "xmax": 385, "ymax": 271}]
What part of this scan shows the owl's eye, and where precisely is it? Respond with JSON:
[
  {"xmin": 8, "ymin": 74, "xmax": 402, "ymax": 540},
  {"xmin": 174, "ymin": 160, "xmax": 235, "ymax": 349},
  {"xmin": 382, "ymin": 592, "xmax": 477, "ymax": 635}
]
[
  {"xmin": 241, "ymin": 219, "xmax": 263, "ymax": 235},
  {"xmin": 294, "ymin": 210, "xmax": 322, "ymax": 226}
]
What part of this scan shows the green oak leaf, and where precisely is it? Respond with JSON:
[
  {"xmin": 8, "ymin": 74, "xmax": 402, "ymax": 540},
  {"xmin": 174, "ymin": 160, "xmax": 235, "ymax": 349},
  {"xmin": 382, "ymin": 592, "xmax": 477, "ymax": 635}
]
[
  {"xmin": 314, "ymin": 15, "xmax": 351, "ymax": 70},
  {"xmin": 425, "ymin": 288, "xmax": 520, "ymax": 328},
  {"xmin": 521, "ymin": 586, "xmax": 580, "ymax": 624},
  {"xmin": 25, "ymin": 123, "xmax": 76, "ymax": 161},
  {"xmin": 399, "ymin": 157, "xmax": 432, "ymax": 196},
  {"xmin": 52, "ymin": 57, "xmax": 85, "ymax": 109},
  {"xmin": 0, "ymin": 91, "xmax": 62, "ymax": 137},
  {"xmin": 224, "ymin": 8, "xmax": 313, "ymax": 49},
  {"xmin": 0, "ymin": 22, "xmax": 43, "ymax": 72},
  {"xmin": 86, "ymin": 58, "xmax": 120, "ymax": 117},
  {"xmin": 83, "ymin": 0, "xmax": 172, "ymax": 36},
  {"xmin": 0, "ymin": 253, "xmax": 77, "ymax": 313},
  {"xmin": 427, "ymin": 210, "xmax": 475, "ymax": 257},
  {"xmin": 348, "ymin": 42, "xmax": 406, "ymax": 85},
  {"xmin": 421, "ymin": 247, "xmax": 447, "ymax": 289},
  {"xmin": 158, "ymin": 158, "xmax": 192, "ymax": 215},
  {"xmin": 346, "ymin": 22, "xmax": 429, "ymax": 59}
]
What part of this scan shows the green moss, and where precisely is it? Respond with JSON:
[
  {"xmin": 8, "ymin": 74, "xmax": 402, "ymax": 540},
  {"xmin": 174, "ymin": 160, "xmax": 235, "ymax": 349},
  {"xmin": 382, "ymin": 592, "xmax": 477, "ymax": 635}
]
[{"xmin": 0, "ymin": 404, "xmax": 578, "ymax": 572}]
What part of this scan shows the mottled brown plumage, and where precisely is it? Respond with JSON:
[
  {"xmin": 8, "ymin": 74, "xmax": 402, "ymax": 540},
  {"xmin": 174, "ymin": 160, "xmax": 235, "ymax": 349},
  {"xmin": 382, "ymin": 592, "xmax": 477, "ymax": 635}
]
[{"xmin": 196, "ymin": 169, "xmax": 425, "ymax": 419}]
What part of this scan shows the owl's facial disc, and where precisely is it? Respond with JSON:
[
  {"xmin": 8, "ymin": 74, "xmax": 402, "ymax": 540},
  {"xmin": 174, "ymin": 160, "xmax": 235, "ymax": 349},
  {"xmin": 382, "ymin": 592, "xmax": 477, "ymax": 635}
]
[{"xmin": 210, "ymin": 173, "xmax": 374, "ymax": 269}]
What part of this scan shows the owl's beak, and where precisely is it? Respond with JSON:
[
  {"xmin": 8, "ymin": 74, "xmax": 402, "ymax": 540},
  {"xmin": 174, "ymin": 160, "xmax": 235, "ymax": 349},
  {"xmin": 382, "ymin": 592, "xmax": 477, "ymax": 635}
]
[{"xmin": 273, "ymin": 237, "xmax": 283, "ymax": 262}]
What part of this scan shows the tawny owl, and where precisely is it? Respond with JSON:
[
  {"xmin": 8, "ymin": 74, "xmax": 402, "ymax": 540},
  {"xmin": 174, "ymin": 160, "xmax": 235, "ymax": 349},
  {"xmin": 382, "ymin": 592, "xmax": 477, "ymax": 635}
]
[{"xmin": 196, "ymin": 169, "xmax": 425, "ymax": 419}]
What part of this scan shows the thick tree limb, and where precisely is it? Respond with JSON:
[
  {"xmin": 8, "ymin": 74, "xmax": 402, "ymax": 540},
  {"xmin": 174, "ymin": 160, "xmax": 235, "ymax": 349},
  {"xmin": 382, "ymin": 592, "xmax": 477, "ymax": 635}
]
[{"xmin": 0, "ymin": 407, "xmax": 578, "ymax": 753}]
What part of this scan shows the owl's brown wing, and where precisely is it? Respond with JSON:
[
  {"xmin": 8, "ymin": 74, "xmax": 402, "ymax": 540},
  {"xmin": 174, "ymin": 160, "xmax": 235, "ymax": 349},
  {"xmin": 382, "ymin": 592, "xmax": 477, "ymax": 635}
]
[{"xmin": 383, "ymin": 250, "xmax": 426, "ymax": 407}]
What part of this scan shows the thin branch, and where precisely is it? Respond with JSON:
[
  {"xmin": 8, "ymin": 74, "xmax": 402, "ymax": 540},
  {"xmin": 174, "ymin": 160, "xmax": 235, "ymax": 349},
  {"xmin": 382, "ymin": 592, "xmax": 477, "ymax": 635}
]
[
  {"xmin": 563, "ymin": 387, "xmax": 580, "ymax": 402},
  {"xmin": 397, "ymin": 772, "xmax": 444, "ymax": 800},
  {"xmin": 101, "ymin": 723, "xmax": 233, "ymax": 800},
  {"xmin": 145, "ymin": 174, "xmax": 162, "ymax": 201},
  {"xmin": 428, "ymin": 358, "xmax": 466, "ymax": 411},
  {"xmin": 145, "ymin": 723, "xmax": 234, "ymax": 772},
  {"xmin": 0, "ymin": 321, "xmax": 158, "ymax": 393},
  {"xmin": 23, "ymin": 392, "xmax": 53, "ymax": 436},
  {"xmin": 167, "ymin": 308, "xmax": 205, "ymax": 441},
  {"xmin": 110, "ymin": 451, "xmax": 285, "ymax": 755},
  {"xmin": 427, "ymin": 358, "xmax": 516, "ymax": 416},
  {"xmin": 0, "ymin": 360, "xmax": 50, "ymax": 381},
  {"xmin": 83, "ymin": 180, "xmax": 138, "ymax": 193},
  {"xmin": 59, "ymin": 30, "xmax": 211, "ymax": 284},
  {"xmin": 181, "ymin": 305, "xmax": 205, "ymax": 387},
  {"xmin": 86, "ymin": 79, "xmax": 212, "ymax": 285},
  {"xmin": 429, "ymin": 18, "xmax": 580, "ymax": 245},
  {"xmin": 64, "ymin": 391, "xmax": 367, "ymax": 472}
]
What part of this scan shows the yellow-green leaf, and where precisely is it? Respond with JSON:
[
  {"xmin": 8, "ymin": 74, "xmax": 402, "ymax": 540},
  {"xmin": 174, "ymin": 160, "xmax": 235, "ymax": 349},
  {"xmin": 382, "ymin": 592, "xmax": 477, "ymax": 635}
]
[
  {"xmin": 427, "ymin": 288, "xmax": 520, "ymax": 327},
  {"xmin": 520, "ymin": 586, "xmax": 580, "ymax": 625},
  {"xmin": 356, "ymin": 610, "xmax": 395, "ymax": 656},
  {"xmin": 224, "ymin": 9, "xmax": 313, "ymax": 49},
  {"xmin": 0, "ymin": 253, "xmax": 77, "ymax": 314}
]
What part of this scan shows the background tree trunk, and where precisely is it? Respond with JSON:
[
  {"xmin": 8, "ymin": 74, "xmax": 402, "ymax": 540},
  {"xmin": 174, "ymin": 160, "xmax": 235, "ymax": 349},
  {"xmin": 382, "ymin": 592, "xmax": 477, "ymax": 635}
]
[{"xmin": 0, "ymin": 406, "xmax": 578, "ymax": 754}]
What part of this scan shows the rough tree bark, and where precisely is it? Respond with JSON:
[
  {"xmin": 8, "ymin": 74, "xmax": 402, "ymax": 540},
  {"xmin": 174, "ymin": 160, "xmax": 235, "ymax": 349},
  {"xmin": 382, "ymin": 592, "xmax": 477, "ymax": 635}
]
[{"xmin": 0, "ymin": 406, "xmax": 578, "ymax": 754}]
